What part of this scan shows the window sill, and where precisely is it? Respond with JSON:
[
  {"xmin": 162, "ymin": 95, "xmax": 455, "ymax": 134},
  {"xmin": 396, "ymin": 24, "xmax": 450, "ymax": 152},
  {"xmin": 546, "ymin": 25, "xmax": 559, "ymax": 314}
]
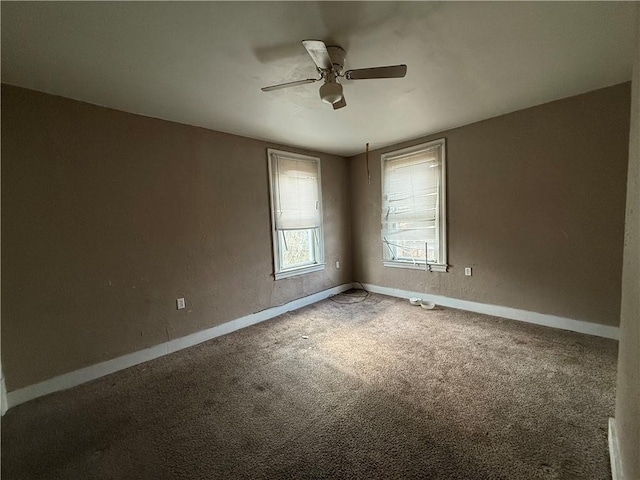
[
  {"xmin": 383, "ymin": 261, "xmax": 448, "ymax": 273},
  {"xmin": 274, "ymin": 263, "xmax": 325, "ymax": 280}
]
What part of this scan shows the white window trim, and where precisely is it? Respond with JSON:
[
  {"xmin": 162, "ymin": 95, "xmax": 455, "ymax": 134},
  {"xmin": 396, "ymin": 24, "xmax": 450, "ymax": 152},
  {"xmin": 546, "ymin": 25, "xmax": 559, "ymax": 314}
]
[
  {"xmin": 273, "ymin": 263, "xmax": 325, "ymax": 280},
  {"xmin": 380, "ymin": 138, "xmax": 448, "ymax": 272},
  {"xmin": 267, "ymin": 149, "xmax": 325, "ymax": 280},
  {"xmin": 382, "ymin": 261, "xmax": 448, "ymax": 273}
]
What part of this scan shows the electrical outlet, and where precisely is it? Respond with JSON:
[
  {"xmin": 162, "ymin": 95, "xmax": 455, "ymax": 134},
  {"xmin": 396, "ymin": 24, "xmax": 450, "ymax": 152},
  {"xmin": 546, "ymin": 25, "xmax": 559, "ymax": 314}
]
[
  {"xmin": 464, "ymin": 267, "xmax": 472, "ymax": 276},
  {"xmin": 336, "ymin": 261, "xmax": 340, "ymax": 269},
  {"xmin": 176, "ymin": 298, "xmax": 186, "ymax": 310}
]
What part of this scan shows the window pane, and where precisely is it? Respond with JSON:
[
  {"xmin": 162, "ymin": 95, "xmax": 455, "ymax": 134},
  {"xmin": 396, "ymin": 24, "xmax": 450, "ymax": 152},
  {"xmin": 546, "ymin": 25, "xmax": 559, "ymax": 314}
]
[
  {"xmin": 280, "ymin": 229, "xmax": 316, "ymax": 269},
  {"xmin": 268, "ymin": 149, "xmax": 325, "ymax": 279},
  {"xmin": 381, "ymin": 139, "xmax": 446, "ymax": 267}
]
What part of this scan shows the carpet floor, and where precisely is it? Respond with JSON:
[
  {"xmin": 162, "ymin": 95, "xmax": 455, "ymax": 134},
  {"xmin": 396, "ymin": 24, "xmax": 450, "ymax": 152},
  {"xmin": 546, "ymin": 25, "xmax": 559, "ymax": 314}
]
[{"xmin": 2, "ymin": 292, "xmax": 618, "ymax": 479}]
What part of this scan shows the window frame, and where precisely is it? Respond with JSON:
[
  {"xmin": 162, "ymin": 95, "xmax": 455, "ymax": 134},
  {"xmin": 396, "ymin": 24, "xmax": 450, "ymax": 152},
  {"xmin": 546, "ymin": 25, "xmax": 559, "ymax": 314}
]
[
  {"xmin": 267, "ymin": 148, "xmax": 325, "ymax": 280},
  {"xmin": 380, "ymin": 138, "xmax": 448, "ymax": 272}
]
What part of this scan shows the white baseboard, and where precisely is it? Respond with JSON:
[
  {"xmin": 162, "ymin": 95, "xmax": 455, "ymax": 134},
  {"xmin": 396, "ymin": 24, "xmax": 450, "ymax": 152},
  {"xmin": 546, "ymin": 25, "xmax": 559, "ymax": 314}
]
[
  {"xmin": 5, "ymin": 281, "xmax": 617, "ymax": 411},
  {"xmin": 609, "ymin": 417, "xmax": 624, "ymax": 480},
  {"xmin": 6, "ymin": 283, "xmax": 354, "ymax": 410},
  {"xmin": 358, "ymin": 283, "xmax": 620, "ymax": 340},
  {"xmin": 1, "ymin": 371, "xmax": 8, "ymax": 416}
]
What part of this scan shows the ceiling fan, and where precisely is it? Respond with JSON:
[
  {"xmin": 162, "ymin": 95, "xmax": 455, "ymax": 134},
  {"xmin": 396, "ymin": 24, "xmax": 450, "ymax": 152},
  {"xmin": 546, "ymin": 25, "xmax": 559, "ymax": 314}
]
[{"xmin": 261, "ymin": 40, "xmax": 407, "ymax": 110}]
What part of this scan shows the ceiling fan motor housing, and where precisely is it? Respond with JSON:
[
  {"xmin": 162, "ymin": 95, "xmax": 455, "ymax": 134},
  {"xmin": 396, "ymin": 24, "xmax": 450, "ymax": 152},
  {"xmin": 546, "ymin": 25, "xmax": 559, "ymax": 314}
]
[{"xmin": 326, "ymin": 46, "xmax": 346, "ymax": 73}]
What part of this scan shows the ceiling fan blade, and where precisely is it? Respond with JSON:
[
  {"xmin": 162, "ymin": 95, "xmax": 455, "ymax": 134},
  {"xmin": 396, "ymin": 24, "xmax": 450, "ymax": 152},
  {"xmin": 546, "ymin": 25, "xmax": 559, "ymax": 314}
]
[
  {"xmin": 261, "ymin": 78, "xmax": 319, "ymax": 92},
  {"xmin": 332, "ymin": 96, "xmax": 347, "ymax": 110},
  {"xmin": 344, "ymin": 64, "xmax": 407, "ymax": 80},
  {"xmin": 302, "ymin": 39, "xmax": 332, "ymax": 70}
]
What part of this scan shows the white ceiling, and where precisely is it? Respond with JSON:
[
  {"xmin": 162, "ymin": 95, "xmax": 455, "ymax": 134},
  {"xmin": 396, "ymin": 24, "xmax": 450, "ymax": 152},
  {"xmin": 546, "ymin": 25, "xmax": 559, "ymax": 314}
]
[{"xmin": 1, "ymin": 2, "xmax": 637, "ymax": 157}]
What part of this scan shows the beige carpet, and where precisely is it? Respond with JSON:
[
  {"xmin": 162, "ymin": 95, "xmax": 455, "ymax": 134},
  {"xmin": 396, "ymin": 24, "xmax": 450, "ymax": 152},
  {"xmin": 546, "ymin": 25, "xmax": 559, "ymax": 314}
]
[{"xmin": 1, "ymin": 292, "xmax": 617, "ymax": 479}]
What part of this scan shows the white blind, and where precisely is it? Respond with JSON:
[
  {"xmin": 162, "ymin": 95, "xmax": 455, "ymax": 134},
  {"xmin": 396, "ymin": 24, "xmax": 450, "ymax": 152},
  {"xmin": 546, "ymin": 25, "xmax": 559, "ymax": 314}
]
[
  {"xmin": 382, "ymin": 145, "xmax": 442, "ymax": 262},
  {"xmin": 271, "ymin": 154, "xmax": 320, "ymax": 230}
]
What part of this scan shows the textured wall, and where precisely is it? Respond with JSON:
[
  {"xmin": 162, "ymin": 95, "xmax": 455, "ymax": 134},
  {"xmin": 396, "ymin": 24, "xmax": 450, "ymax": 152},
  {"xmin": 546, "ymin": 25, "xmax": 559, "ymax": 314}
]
[
  {"xmin": 615, "ymin": 8, "xmax": 640, "ymax": 478},
  {"xmin": 349, "ymin": 83, "xmax": 630, "ymax": 327},
  {"xmin": 1, "ymin": 85, "xmax": 352, "ymax": 390}
]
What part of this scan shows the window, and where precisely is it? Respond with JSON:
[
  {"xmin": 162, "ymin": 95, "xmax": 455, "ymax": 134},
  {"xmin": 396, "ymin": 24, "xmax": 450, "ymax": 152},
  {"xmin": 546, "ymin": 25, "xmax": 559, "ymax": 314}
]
[
  {"xmin": 267, "ymin": 149, "xmax": 325, "ymax": 279},
  {"xmin": 381, "ymin": 138, "xmax": 447, "ymax": 272}
]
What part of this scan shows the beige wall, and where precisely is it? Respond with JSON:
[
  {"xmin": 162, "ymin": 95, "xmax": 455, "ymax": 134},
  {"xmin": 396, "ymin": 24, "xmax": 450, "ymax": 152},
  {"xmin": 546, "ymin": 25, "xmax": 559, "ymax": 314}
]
[
  {"xmin": 0, "ymin": 81, "xmax": 632, "ymax": 394},
  {"xmin": 615, "ymin": 8, "xmax": 640, "ymax": 478},
  {"xmin": 349, "ymin": 83, "xmax": 630, "ymax": 327},
  {"xmin": 1, "ymin": 85, "xmax": 352, "ymax": 391}
]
